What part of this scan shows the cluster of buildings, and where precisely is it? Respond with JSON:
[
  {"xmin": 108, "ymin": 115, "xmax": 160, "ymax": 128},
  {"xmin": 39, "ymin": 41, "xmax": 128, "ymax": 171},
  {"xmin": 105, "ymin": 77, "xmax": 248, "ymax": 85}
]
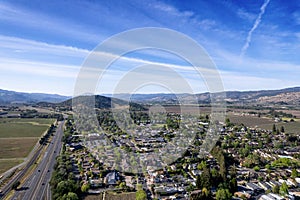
[{"xmin": 63, "ymin": 116, "xmax": 300, "ymax": 200}]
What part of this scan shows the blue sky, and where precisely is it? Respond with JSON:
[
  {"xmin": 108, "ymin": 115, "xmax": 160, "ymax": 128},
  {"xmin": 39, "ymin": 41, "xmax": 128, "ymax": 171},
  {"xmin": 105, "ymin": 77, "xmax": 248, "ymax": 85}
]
[{"xmin": 0, "ymin": 0, "xmax": 299, "ymax": 95}]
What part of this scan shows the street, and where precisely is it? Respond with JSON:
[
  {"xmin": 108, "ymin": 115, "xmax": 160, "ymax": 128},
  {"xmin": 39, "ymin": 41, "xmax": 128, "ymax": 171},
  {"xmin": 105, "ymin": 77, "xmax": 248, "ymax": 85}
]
[{"xmin": 9, "ymin": 120, "xmax": 64, "ymax": 200}]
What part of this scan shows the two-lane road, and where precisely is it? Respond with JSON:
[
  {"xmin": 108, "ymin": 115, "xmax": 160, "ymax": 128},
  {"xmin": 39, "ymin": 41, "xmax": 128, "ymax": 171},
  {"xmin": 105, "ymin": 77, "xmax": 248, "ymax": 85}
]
[{"xmin": 11, "ymin": 120, "xmax": 65, "ymax": 200}]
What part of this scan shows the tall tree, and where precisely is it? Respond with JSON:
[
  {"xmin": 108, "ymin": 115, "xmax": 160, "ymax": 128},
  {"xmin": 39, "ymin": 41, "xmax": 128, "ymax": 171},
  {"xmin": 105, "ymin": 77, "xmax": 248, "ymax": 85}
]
[
  {"xmin": 216, "ymin": 188, "xmax": 231, "ymax": 200},
  {"xmin": 272, "ymin": 124, "xmax": 276, "ymax": 133},
  {"xmin": 196, "ymin": 164, "xmax": 211, "ymax": 190},
  {"xmin": 279, "ymin": 182, "xmax": 289, "ymax": 195},
  {"xmin": 292, "ymin": 168, "xmax": 298, "ymax": 178}
]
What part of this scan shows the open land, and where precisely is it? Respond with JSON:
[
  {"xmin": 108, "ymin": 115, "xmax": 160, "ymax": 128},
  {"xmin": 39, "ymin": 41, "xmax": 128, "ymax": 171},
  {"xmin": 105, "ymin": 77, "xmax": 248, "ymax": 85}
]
[{"xmin": 0, "ymin": 118, "xmax": 55, "ymax": 174}]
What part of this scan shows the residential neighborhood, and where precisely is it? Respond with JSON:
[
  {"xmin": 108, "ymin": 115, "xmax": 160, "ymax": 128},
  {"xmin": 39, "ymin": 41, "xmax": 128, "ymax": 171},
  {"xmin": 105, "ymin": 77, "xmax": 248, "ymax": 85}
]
[{"xmin": 52, "ymin": 111, "xmax": 300, "ymax": 200}]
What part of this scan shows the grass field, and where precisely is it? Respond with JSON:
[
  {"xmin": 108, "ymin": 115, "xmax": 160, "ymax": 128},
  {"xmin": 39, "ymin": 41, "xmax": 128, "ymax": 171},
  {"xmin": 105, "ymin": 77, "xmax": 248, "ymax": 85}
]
[
  {"xmin": 0, "ymin": 118, "xmax": 55, "ymax": 138},
  {"xmin": 0, "ymin": 118, "xmax": 55, "ymax": 174}
]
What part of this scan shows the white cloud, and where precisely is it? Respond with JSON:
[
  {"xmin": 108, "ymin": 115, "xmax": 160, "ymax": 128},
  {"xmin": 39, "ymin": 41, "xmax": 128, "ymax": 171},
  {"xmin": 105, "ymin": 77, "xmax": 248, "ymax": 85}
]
[
  {"xmin": 0, "ymin": 35, "xmax": 89, "ymax": 58},
  {"xmin": 237, "ymin": 9, "xmax": 256, "ymax": 21},
  {"xmin": 0, "ymin": 58, "xmax": 80, "ymax": 78},
  {"xmin": 152, "ymin": 2, "xmax": 194, "ymax": 18},
  {"xmin": 0, "ymin": 2, "xmax": 101, "ymax": 43},
  {"xmin": 197, "ymin": 19, "xmax": 216, "ymax": 30},
  {"xmin": 0, "ymin": 31, "xmax": 299, "ymax": 95},
  {"xmin": 240, "ymin": 0, "xmax": 271, "ymax": 58}
]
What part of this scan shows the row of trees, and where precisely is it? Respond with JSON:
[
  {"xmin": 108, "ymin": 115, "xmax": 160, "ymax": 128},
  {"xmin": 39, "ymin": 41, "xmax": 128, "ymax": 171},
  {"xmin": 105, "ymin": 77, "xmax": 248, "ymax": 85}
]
[
  {"xmin": 50, "ymin": 119, "xmax": 80, "ymax": 200},
  {"xmin": 39, "ymin": 124, "xmax": 55, "ymax": 145},
  {"xmin": 50, "ymin": 153, "xmax": 80, "ymax": 200}
]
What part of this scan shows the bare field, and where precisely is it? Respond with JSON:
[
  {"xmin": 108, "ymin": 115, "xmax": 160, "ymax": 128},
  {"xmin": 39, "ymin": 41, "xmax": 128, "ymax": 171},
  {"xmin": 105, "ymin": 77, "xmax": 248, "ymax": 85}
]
[
  {"xmin": 277, "ymin": 109, "xmax": 300, "ymax": 118},
  {"xmin": 259, "ymin": 121, "xmax": 300, "ymax": 134},
  {"xmin": 163, "ymin": 105, "xmax": 211, "ymax": 114},
  {"xmin": 0, "ymin": 138, "xmax": 38, "ymax": 159},
  {"xmin": 0, "ymin": 159, "xmax": 23, "ymax": 174},
  {"xmin": 228, "ymin": 113, "xmax": 300, "ymax": 134},
  {"xmin": 83, "ymin": 192, "xmax": 135, "ymax": 200},
  {"xmin": 228, "ymin": 113, "xmax": 273, "ymax": 127}
]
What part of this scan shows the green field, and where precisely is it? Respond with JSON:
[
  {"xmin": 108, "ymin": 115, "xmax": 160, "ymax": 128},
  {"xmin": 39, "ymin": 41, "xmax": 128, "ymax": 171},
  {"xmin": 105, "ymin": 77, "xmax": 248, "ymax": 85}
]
[
  {"xmin": 0, "ymin": 118, "xmax": 55, "ymax": 138},
  {"xmin": 0, "ymin": 118, "xmax": 55, "ymax": 174}
]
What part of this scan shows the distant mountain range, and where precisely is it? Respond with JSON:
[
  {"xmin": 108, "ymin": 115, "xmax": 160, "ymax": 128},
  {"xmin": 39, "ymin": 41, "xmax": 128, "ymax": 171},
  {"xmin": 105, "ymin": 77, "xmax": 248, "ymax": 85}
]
[
  {"xmin": 108, "ymin": 87, "xmax": 300, "ymax": 106},
  {"xmin": 0, "ymin": 89, "xmax": 69, "ymax": 104},
  {"xmin": 1, "ymin": 87, "xmax": 300, "ymax": 107}
]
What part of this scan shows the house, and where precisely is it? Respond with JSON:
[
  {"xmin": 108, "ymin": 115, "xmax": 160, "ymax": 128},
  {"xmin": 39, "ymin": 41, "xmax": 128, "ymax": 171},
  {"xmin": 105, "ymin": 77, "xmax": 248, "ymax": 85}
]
[
  {"xmin": 246, "ymin": 182, "xmax": 264, "ymax": 194},
  {"xmin": 258, "ymin": 182, "xmax": 272, "ymax": 191},
  {"xmin": 89, "ymin": 178, "xmax": 104, "ymax": 188},
  {"xmin": 105, "ymin": 171, "xmax": 118, "ymax": 185},
  {"xmin": 268, "ymin": 193, "xmax": 284, "ymax": 200},
  {"xmin": 259, "ymin": 194, "xmax": 275, "ymax": 200}
]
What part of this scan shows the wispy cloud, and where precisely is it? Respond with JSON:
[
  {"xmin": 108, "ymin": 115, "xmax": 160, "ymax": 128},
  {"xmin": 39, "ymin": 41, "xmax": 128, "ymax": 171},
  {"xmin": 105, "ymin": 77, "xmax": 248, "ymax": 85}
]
[
  {"xmin": 237, "ymin": 9, "xmax": 256, "ymax": 21},
  {"xmin": 0, "ymin": 1, "xmax": 102, "ymax": 44},
  {"xmin": 152, "ymin": 2, "xmax": 194, "ymax": 18},
  {"xmin": 0, "ymin": 58, "xmax": 80, "ymax": 78},
  {"xmin": 240, "ymin": 0, "xmax": 271, "ymax": 58},
  {"xmin": 0, "ymin": 35, "xmax": 89, "ymax": 58}
]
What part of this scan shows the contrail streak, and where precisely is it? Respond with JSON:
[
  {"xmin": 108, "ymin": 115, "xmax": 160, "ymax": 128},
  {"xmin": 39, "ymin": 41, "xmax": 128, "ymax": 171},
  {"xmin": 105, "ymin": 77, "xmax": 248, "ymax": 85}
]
[{"xmin": 240, "ymin": 0, "xmax": 270, "ymax": 58}]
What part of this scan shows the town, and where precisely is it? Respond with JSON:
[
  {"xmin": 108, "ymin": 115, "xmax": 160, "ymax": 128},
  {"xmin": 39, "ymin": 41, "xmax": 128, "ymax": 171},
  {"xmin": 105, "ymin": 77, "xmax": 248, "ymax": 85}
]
[{"xmin": 49, "ymin": 109, "xmax": 300, "ymax": 200}]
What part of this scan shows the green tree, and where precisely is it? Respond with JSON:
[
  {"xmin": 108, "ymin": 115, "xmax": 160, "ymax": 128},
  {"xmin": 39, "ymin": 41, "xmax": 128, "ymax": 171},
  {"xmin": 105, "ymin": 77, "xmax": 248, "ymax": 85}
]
[
  {"xmin": 191, "ymin": 187, "xmax": 211, "ymax": 200},
  {"xmin": 225, "ymin": 118, "xmax": 231, "ymax": 127},
  {"xmin": 272, "ymin": 124, "xmax": 276, "ymax": 133},
  {"xmin": 136, "ymin": 188, "xmax": 147, "ymax": 200},
  {"xmin": 62, "ymin": 192, "xmax": 79, "ymax": 200},
  {"xmin": 276, "ymin": 129, "xmax": 280, "ymax": 135},
  {"xmin": 229, "ymin": 178, "xmax": 237, "ymax": 194},
  {"xmin": 55, "ymin": 180, "xmax": 77, "ymax": 197},
  {"xmin": 272, "ymin": 185, "xmax": 280, "ymax": 194},
  {"xmin": 253, "ymin": 166, "xmax": 260, "ymax": 172},
  {"xmin": 216, "ymin": 188, "xmax": 231, "ymax": 200},
  {"xmin": 196, "ymin": 164, "xmax": 211, "ymax": 189},
  {"xmin": 292, "ymin": 168, "xmax": 298, "ymax": 178},
  {"xmin": 12, "ymin": 181, "xmax": 20, "ymax": 190},
  {"xmin": 81, "ymin": 183, "xmax": 90, "ymax": 193},
  {"xmin": 197, "ymin": 161, "xmax": 207, "ymax": 170},
  {"xmin": 280, "ymin": 126, "xmax": 285, "ymax": 133},
  {"xmin": 279, "ymin": 182, "xmax": 289, "ymax": 195}
]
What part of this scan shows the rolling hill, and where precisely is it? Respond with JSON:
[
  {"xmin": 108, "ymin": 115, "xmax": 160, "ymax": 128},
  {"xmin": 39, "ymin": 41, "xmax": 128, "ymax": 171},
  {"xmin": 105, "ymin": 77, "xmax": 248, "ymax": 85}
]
[
  {"xmin": 1, "ymin": 86, "xmax": 300, "ymax": 107},
  {"xmin": 110, "ymin": 87, "xmax": 300, "ymax": 106},
  {"xmin": 0, "ymin": 89, "xmax": 69, "ymax": 104}
]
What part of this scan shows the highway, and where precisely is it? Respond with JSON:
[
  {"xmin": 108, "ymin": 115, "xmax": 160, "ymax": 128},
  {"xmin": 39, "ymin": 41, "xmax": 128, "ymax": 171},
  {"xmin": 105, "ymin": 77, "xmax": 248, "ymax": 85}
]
[
  {"xmin": 0, "ymin": 139, "xmax": 44, "ymax": 199},
  {"xmin": 9, "ymin": 120, "xmax": 65, "ymax": 200}
]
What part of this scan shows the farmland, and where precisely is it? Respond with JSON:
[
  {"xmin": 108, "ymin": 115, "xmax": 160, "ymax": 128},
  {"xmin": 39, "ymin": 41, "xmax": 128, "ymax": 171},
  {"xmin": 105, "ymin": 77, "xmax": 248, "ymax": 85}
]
[
  {"xmin": 228, "ymin": 113, "xmax": 273, "ymax": 127},
  {"xmin": 0, "ymin": 118, "xmax": 55, "ymax": 138},
  {"xmin": 0, "ymin": 138, "xmax": 38, "ymax": 159},
  {"xmin": 0, "ymin": 118, "xmax": 55, "ymax": 174},
  {"xmin": 0, "ymin": 159, "xmax": 23, "ymax": 174},
  {"xmin": 228, "ymin": 112, "xmax": 300, "ymax": 134}
]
